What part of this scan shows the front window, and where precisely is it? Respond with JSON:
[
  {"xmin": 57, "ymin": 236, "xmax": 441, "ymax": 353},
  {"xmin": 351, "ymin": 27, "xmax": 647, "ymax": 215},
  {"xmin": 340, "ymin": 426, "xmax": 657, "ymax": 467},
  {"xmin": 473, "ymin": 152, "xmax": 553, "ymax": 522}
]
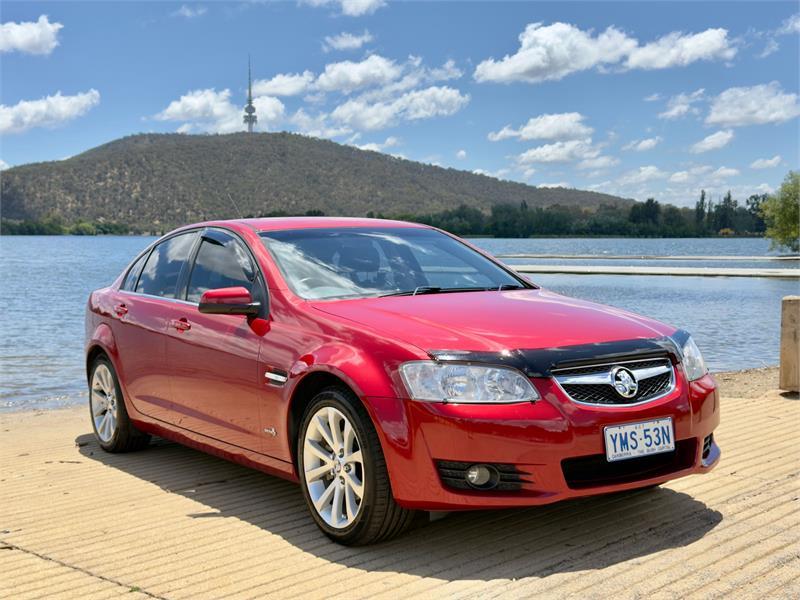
[
  {"xmin": 259, "ymin": 227, "xmax": 529, "ymax": 300},
  {"xmin": 186, "ymin": 236, "xmax": 257, "ymax": 303}
]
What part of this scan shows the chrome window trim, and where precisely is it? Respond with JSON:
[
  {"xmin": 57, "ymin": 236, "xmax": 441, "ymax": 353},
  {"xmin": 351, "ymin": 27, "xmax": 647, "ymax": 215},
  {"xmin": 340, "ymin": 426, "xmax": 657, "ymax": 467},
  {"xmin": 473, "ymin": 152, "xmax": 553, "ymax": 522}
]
[{"xmin": 117, "ymin": 289, "xmax": 199, "ymax": 307}]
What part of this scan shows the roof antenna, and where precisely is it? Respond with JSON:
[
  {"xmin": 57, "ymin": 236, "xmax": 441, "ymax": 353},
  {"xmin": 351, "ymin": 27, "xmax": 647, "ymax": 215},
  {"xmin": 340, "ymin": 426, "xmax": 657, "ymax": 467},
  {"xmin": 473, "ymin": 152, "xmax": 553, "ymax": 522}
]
[{"xmin": 226, "ymin": 192, "xmax": 244, "ymax": 219}]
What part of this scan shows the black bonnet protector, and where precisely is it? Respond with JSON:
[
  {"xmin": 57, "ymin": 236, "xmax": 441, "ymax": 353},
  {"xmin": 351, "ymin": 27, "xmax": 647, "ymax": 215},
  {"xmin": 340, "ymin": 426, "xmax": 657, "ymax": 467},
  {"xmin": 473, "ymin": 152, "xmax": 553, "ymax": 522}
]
[{"xmin": 429, "ymin": 330, "xmax": 690, "ymax": 378}]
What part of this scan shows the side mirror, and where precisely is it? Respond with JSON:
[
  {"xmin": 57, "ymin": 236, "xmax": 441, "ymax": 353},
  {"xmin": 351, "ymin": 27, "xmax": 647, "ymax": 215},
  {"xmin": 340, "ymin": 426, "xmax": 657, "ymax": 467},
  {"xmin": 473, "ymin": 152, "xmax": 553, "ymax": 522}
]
[{"xmin": 198, "ymin": 286, "xmax": 260, "ymax": 316}]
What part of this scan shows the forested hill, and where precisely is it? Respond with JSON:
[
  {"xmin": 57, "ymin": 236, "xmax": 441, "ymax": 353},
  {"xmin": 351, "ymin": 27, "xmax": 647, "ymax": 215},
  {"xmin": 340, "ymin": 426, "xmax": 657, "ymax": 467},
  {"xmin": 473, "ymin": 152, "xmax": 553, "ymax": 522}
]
[{"xmin": 1, "ymin": 132, "xmax": 632, "ymax": 233}]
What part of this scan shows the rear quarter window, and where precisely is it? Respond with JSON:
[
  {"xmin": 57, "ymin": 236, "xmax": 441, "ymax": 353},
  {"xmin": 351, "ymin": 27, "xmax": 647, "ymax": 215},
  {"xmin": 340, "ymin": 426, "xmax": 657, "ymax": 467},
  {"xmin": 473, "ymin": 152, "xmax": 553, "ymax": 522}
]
[{"xmin": 121, "ymin": 252, "xmax": 148, "ymax": 292}]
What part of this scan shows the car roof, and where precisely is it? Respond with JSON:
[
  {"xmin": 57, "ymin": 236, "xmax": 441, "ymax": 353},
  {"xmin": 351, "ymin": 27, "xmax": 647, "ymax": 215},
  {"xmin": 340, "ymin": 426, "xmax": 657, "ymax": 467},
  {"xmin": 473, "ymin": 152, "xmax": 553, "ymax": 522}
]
[{"xmin": 198, "ymin": 216, "xmax": 430, "ymax": 233}]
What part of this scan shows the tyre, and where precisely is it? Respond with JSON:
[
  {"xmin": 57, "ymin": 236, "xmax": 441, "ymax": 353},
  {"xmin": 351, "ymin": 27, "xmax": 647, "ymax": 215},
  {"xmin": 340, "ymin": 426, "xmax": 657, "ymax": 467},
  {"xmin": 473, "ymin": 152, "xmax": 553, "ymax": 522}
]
[
  {"xmin": 89, "ymin": 355, "xmax": 150, "ymax": 453},
  {"xmin": 297, "ymin": 386, "xmax": 416, "ymax": 545}
]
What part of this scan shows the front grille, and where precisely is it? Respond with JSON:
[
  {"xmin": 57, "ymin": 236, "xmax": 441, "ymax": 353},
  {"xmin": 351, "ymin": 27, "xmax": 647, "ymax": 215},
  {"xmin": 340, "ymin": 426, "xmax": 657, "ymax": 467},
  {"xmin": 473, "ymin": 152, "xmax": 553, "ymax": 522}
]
[
  {"xmin": 436, "ymin": 461, "xmax": 530, "ymax": 491},
  {"xmin": 562, "ymin": 439, "xmax": 697, "ymax": 489},
  {"xmin": 554, "ymin": 357, "xmax": 675, "ymax": 406}
]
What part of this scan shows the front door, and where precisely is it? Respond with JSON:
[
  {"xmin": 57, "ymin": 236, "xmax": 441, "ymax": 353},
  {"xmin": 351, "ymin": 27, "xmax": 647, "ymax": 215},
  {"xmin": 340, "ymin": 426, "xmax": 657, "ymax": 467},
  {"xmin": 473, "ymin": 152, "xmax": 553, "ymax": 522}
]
[
  {"xmin": 110, "ymin": 231, "xmax": 198, "ymax": 422},
  {"xmin": 165, "ymin": 229, "xmax": 267, "ymax": 451}
]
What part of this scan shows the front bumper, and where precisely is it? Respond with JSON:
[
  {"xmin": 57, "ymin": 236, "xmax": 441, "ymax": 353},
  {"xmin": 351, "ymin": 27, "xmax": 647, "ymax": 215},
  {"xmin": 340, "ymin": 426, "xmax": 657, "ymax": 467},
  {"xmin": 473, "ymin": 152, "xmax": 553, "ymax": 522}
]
[{"xmin": 376, "ymin": 371, "xmax": 720, "ymax": 511}]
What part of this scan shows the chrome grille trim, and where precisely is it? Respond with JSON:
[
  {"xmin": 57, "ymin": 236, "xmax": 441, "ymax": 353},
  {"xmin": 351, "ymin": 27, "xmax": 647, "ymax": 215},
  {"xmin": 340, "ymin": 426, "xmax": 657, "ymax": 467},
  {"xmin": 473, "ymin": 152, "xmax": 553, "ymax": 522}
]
[{"xmin": 554, "ymin": 358, "xmax": 676, "ymax": 407}]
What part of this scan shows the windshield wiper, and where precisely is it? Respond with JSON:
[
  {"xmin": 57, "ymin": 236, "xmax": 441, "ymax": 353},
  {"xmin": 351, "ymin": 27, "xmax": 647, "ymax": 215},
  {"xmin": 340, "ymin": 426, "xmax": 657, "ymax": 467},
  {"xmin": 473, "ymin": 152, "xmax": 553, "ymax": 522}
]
[
  {"xmin": 379, "ymin": 284, "xmax": 525, "ymax": 298},
  {"xmin": 379, "ymin": 286, "xmax": 443, "ymax": 297}
]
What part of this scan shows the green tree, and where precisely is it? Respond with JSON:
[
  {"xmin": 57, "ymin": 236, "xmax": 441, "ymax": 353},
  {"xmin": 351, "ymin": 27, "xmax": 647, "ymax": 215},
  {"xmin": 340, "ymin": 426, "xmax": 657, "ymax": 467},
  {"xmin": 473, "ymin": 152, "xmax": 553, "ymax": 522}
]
[
  {"xmin": 695, "ymin": 190, "xmax": 707, "ymax": 234},
  {"xmin": 745, "ymin": 194, "xmax": 767, "ymax": 234},
  {"xmin": 762, "ymin": 171, "xmax": 800, "ymax": 252}
]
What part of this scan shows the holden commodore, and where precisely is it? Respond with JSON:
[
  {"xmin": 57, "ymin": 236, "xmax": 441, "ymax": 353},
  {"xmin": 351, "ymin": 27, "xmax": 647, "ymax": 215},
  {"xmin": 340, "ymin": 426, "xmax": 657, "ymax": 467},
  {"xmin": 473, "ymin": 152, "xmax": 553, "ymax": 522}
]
[{"xmin": 85, "ymin": 218, "xmax": 720, "ymax": 545}]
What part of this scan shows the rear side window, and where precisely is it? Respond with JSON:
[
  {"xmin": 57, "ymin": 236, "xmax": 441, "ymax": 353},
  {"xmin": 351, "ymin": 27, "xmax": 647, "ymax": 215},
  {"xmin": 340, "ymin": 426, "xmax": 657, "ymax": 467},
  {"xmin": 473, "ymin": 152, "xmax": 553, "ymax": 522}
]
[
  {"xmin": 186, "ymin": 235, "xmax": 256, "ymax": 303},
  {"xmin": 121, "ymin": 252, "xmax": 148, "ymax": 292},
  {"xmin": 136, "ymin": 232, "xmax": 196, "ymax": 298}
]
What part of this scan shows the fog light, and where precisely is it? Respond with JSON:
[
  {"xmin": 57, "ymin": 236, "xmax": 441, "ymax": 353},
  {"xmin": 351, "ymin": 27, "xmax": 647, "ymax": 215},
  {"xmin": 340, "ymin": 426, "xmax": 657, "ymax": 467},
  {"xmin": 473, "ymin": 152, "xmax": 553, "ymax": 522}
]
[{"xmin": 466, "ymin": 464, "xmax": 492, "ymax": 487}]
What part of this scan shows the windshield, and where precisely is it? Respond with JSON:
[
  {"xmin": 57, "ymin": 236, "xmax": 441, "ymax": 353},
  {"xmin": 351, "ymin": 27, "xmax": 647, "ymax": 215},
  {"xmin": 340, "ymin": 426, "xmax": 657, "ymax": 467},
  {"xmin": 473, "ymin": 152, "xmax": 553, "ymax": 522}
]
[{"xmin": 259, "ymin": 227, "xmax": 530, "ymax": 300}]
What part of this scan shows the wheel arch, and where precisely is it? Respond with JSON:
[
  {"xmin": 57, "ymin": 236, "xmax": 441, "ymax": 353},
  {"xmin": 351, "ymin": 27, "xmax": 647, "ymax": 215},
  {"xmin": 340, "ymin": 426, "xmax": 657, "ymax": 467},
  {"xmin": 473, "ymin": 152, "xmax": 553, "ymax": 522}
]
[
  {"xmin": 286, "ymin": 369, "xmax": 362, "ymax": 470},
  {"xmin": 85, "ymin": 323, "xmax": 119, "ymax": 382}
]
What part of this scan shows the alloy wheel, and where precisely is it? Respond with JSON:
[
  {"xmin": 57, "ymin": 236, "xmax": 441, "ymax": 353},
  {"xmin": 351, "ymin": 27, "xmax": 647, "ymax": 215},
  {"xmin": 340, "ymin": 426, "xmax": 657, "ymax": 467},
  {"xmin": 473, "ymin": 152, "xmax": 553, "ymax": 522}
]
[
  {"xmin": 91, "ymin": 363, "xmax": 118, "ymax": 443},
  {"xmin": 302, "ymin": 406, "xmax": 365, "ymax": 529}
]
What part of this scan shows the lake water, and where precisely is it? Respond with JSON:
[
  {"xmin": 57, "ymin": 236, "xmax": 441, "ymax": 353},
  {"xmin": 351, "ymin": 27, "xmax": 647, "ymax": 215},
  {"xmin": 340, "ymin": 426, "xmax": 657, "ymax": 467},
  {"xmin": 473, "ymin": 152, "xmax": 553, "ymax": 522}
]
[{"xmin": 1, "ymin": 236, "xmax": 797, "ymax": 411}]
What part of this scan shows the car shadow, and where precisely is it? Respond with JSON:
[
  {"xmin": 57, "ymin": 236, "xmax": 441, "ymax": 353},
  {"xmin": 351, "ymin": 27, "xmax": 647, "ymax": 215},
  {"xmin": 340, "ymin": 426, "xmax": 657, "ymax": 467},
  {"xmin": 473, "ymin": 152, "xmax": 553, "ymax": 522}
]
[{"xmin": 75, "ymin": 432, "xmax": 722, "ymax": 581}]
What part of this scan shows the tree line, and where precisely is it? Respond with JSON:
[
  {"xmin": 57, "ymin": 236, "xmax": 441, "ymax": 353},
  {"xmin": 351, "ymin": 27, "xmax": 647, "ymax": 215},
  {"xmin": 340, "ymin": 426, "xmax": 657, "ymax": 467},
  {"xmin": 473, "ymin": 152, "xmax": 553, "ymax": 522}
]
[
  {"xmin": 370, "ymin": 192, "xmax": 767, "ymax": 239},
  {"xmin": 3, "ymin": 172, "xmax": 797, "ymax": 252}
]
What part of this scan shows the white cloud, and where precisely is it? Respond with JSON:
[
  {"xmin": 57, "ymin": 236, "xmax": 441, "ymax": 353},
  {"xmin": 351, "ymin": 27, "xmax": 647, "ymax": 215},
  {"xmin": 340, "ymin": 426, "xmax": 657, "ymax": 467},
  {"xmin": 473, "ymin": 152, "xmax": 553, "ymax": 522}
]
[
  {"xmin": 472, "ymin": 168, "xmax": 512, "ymax": 180},
  {"xmin": 752, "ymin": 13, "xmax": 799, "ymax": 61},
  {"xmin": 516, "ymin": 139, "xmax": 600, "ymax": 164},
  {"xmin": 622, "ymin": 136, "xmax": 663, "ymax": 151},
  {"xmin": 474, "ymin": 23, "xmax": 736, "ymax": 84},
  {"xmin": 690, "ymin": 129, "xmax": 734, "ymax": 153},
  {"xmin": 617, "ymin": 165, "xmax": 669, "ymax": 186},
  {"xmin": 644, "ymin": 93, "xmax": 661, "ymax": 102},
  {"xmin": 625, "ymin": 28, "xmax": 736, "ymax": 70},
  {"xmin": 778, "ymin": 13, "xmax": 800, "ymax": 35},
  {"xmin": 323, "ymin": 30, "xmax": 373, "ymax": 52},
  {"xmin": 758, "ymin": 38, "xmax": 779, "ymax": 59},
  {"xmin": 711, "ymin": 166, "xmax": 740, "ymax": 179},
  {"xmin": 0, "ymin": 15, "xmax": 63, "ymax": 55},
  {"xmin": 456, "ymin": 149, "xmax": 467, "ymax": 159},
  {"xmin": 331, "ymin": 85, "xmax": 469, "ymax": 130},
  {"xmin": 0, "ymin": 89, "xmax": 100, "ymax": 134},
  {"xmin": 658, "ymin": 88, "xmax": 704, "ymax": 119},
  {"xmin": 750, "ymin": 155, "xmax": 781, "ymax": 169},
  {"xmin": 253, "ymin": 96, "xmax": 286, "ymax": 123},
  {"xmin": 474, "ymin": 22, "xmax": 636, "ymax": 84},
  {"xmin": 255, "ymin": 56, "xmax": 460, "ymax": 107},
  {"xmin": 317, "ymin": 55, "xmax": 402, "ymax": 93},
  {"xmin": 669, "ymin": 165, "xmax": 712, "ymax": 183},
  {"xmin": 356, "ymin": 57, "xmax": 462, "ymax": 103},
  {"xmin": 488, "ymin": 112, "xmax": 593, "ymax": 142},
  {"xmin": 290, "ymin": 108, "xmax": 352, "ymax": 138},
  {"xmin": 577, "ymin": 155, "xmax": 619, "ymax": 170},
  {"xmin": 0, "ymin": 159, "xmax": 9, "ymax": 171},
  {"xmin": 301, "ymin": 0, "xmax": 386, "ymax": 17},
  {"xmin": 155, "ymin": 88, "xmax": 284, "ymax": 133},
  {"xmin": 537, "ymin": 182, "xmax": 571, "ymax": 188},
  {"xmin": 172, "ymin": 5, "xmax": 207, "ymax": 19},
  {"xmin": 353, "ymin": 136, "xmax": 399, "ymax": 153},
  {"xmin": 706, "ymin": 82, "xmax": 800, "ymax": 127},
  {"xmin": 253, "ymin": 71, "xmax": 315, "ymax": 96}
]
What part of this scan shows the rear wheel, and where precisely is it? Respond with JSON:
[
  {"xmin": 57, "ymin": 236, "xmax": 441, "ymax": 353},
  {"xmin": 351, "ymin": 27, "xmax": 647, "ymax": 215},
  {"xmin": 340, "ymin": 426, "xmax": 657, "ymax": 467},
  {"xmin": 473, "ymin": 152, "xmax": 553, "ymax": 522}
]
[
  {"xmin": 297, "ymin": 386, "xmax": 415, "ymax": 545},
  {"xmin": 89, "ymin": 356, "xmax": 150, "ymax": 453}
]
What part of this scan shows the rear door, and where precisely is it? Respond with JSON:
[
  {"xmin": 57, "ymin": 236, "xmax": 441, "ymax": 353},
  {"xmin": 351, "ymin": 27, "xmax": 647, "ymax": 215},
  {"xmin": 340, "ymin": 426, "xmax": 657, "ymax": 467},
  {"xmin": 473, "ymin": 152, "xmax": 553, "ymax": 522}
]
[
  {"xmin": 164, "ymin": 229, "xmax": 268, "ymax": 451},
  {"xmin": 109, "ymin": 231, "xmax": 198, "ymax": 422}
]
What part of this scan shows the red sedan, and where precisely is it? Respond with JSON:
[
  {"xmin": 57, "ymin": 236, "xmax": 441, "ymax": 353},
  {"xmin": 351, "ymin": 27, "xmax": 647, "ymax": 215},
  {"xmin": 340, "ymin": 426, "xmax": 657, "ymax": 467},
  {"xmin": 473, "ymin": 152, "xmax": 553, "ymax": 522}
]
[{"xmin": 85, "ymin": 218, "xmax": 720, "ymax": 545}]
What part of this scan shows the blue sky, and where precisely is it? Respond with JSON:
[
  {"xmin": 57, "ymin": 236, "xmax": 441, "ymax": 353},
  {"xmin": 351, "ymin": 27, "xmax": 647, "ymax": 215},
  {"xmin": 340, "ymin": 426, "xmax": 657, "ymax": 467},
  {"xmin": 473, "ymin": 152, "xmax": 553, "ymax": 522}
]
[{"xmin": 1, "ymin": 1, "xmax": 798, "ymax": 207}]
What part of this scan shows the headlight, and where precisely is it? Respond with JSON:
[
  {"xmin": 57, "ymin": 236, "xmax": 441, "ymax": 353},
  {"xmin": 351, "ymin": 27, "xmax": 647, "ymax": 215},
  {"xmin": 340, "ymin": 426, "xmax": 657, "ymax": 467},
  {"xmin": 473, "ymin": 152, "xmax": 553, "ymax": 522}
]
[
  {"xmin": 681, "ymin": 336, "xmax": 708, "ymax": 381},
  {"xmin": 399, "ymin": 361, "xmax": 539, "ymax": 403}
]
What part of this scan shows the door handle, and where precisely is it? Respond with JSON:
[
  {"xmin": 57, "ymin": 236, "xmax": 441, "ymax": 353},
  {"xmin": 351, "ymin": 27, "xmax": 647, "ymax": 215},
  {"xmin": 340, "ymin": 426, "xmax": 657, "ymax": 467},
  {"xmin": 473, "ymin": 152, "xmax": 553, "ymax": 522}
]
[
  {"xmin": 114, "ymin": 303, "xmax": 128, "ymax": 317},
  {"xmin": 170, "ymin": 318, "xmax": 191, "ymax": 332}
]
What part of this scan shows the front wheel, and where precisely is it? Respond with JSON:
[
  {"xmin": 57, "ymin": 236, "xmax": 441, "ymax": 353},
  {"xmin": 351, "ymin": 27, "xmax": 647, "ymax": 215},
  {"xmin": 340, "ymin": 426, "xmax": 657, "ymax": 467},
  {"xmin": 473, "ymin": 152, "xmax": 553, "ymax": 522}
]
[
  {"xmin": 89, "ymin": 356, "xmax": 150, "ymax": 453},
  {"xmin": 297, "ymin": 386, "xmax": 415, "ymax": 545}
]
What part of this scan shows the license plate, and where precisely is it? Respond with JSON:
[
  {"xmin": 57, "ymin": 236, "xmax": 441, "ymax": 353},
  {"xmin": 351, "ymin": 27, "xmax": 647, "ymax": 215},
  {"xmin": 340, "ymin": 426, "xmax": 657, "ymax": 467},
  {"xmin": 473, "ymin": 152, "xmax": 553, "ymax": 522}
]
[{"xmin": 604, "ymin": 418, "xmax": 675, "ymax": 462}]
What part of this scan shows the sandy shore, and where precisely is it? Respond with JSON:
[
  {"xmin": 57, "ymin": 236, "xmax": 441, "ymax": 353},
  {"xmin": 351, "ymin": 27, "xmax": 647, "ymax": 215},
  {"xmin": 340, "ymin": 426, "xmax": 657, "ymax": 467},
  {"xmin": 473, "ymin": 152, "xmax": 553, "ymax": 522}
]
[{"xmin": 2, "ymin": 367, "xmax": 798, "ymax": 599}]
